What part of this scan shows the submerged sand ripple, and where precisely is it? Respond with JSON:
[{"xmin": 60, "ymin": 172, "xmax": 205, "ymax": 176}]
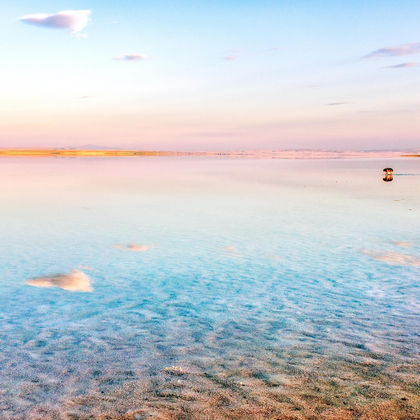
[
  {"xmin": 57, "ymin": 351, "xmax": 420, "ymax": 419},
  {"xmin": 26, "ymin": 269, "xmax": 93, "ymax": 292}
]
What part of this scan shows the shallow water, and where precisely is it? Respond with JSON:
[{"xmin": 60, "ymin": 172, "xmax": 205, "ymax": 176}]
[{"xmin": 0, "ymin": 158, "xmax": 419, "ymax": 419}]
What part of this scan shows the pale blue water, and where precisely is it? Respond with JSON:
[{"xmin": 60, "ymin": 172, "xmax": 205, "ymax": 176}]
[{"xmin": 0, "ymin": 158, "xmax": 419, "ymax": 418}]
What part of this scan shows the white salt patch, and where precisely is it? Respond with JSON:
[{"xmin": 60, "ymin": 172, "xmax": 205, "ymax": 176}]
[
  {"xmin": 115, "ymin": 244, "xmax": 149, "ymax": 252},
  {"xmin": 392, "ymin": 241, "xmax": 414, "ymax": 248},
  {"xmin": 26, "ymin": 269, "xmax": 93, "ymax": 292},
  {"xmin": 362, "ymin": 250, "xmax": 420, "ymax": 267}
]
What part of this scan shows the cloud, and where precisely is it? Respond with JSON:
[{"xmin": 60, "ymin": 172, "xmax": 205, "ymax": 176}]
[
  {"xmin": 384, "ymin": 62, "xmax": 420, "ymax": 69},
  {"xmin": 113, "ymin": 54, "xmax": 148, "ymax": 61},
  {"xmin": 19, "ymin": 10, "xmax": 91, "ymax": 33},
  {"xmin": 26, "ymin": 269, "xmax": 93, "ymax": 292},
  {"xmin": 223, "ymin": 54, "xmax": 239, "ymax": 61},
  {"xmin": 326, "ymin": 102, "xmax": 348, "ymax": 106},
  {"xmin": 222, "ymin": 48, "xmax": 242, "ymax": 61},
  {"xmin": 364, "ymin": 42, "xmax": 420, "ymax": 59}
]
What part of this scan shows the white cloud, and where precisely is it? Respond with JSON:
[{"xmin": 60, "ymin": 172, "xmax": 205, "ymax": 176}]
[
  {"xmin": 113, "ymin": 54, "xmax": 149, "ymax": 61},
  {"xmin": 364, "ymin": 42, "xmax": 420, "ymax": 59},
  {"xmin": 19, "ymin": 10, "xmax": 91, "ymax": 33},
  {"xmin": 223, "ymin": 54, "xmax": 239, "ymax": 61},
  {"xmin": 326, "ymin": 102, "xmax": 348, "ymax": 106},
  {"xmin": 384, "ymin": 62, "xmax": 420, "ymax": 69}
]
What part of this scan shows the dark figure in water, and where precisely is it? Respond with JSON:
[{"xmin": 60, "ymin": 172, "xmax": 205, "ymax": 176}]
[{"xmin": 383, "ymin": 168, "xmax": 393, "ymax": 182}]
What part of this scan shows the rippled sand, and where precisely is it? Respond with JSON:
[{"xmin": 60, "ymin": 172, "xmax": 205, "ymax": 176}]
[{"xmin": 2, "ymin": 336, "xmax": 419, "ymax": 419}]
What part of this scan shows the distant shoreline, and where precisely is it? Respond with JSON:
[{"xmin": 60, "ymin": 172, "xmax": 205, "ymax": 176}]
[{"xmin": 0, "ymin": 149, "xmax": 418, "ymax": 159}]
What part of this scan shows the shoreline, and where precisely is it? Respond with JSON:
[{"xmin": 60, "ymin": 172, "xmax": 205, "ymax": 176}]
[{"xmin": 0, "ymin": 149, "xmax": 417, "ymax": 159}]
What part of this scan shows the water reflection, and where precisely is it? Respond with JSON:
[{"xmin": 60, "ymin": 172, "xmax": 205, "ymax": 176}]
[{"xmin": 0, "ymin": 158, "xmax": 418, "ymax": 418}]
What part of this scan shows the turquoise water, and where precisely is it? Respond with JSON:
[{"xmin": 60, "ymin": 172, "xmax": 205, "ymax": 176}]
[{"xmin": 0, "ymin": 158, "xmax": 419, "ymax": 418}]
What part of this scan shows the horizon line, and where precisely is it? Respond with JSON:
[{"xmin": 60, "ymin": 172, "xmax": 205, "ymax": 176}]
[{"xmin": 0, "ymin": 148, "xmax": 418, "ymax": 159}]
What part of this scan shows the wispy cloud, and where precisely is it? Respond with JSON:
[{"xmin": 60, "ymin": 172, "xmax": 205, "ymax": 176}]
[
  {"xmin": 326, "ymin": 102, "xmax": 348, "ymax": 106},
  {"xmin": 223, "ymin": 54, "xmax": 239, "ymax": 61},
  {"xmin": 364, "ymin": 42, "xmax": 420, "ymax": 59},
  {"xmin": 18, "ymin": 10, "xmax": 91, "ymax": 33},
  {"xmin": 384, "ymin": 62, "xmax": 420, "ymax": 69},
  {"xmin": 223, "ymin": 49, "xmax": 242, "ymax": 61},
  {"xmin": 113, "ymin": 54, "xmax": 148, "ymax": 61}
]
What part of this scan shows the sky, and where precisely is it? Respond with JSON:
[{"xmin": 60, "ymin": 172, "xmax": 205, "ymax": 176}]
[{"xmin": 1, "ymin": 0, "xmax": 419, "ymax": 151}]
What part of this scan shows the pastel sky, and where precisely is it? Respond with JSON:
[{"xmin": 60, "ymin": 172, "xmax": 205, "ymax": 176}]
[{"xmin": 1, "ymin": 0, "xmax": 419, "ymax": 150}]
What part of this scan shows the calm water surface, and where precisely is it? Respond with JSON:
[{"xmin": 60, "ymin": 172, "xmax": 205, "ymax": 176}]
[{"xmin": 0, "ymin": 158, "xmax": 419, "ymax": 419}]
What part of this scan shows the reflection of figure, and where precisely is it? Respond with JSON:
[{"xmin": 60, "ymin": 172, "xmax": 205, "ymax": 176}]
[{"xmin": 383, "ymin": 168, "xmax": 393, "ymax": 182}]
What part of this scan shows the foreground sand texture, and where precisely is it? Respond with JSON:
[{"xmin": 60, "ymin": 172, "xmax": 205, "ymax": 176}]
[{"xmin": 2, "ymin": 344, "xmax": 419, "ymax": 419}]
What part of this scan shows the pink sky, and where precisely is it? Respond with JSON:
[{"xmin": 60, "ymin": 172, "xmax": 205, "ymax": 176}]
[{"xmin": 1, "ymin": 1, "xmax": 419, "ymax": 150}]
